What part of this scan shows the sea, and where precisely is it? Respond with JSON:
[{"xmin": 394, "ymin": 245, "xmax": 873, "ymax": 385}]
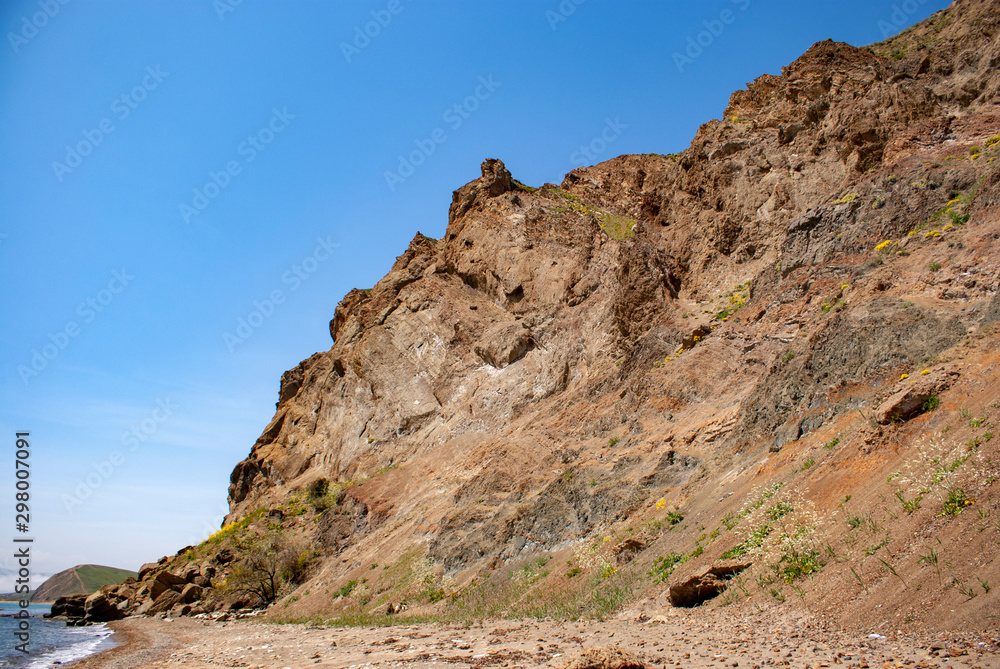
[{"xmin": 0, "ymin": 602, "xmax": 114, "ymax": 668}]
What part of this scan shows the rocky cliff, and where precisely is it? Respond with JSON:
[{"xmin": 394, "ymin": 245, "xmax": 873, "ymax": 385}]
[{"xmin": 98, "ymin": 0, "xmax": 1000, "ymax": 632}]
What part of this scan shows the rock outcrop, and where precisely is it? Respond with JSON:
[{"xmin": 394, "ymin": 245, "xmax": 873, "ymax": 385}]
[{"xmin": 96, "ymin": 0, "xmax": 1000, "ymax": 631}]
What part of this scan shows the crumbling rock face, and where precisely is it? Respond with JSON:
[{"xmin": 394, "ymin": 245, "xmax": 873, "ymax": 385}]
[
  {"xmin": 982, "ymin": 290, "xmax": 1000, "ymax": 328},
  {"xmin": 731, "ymin": 299, "xmax": 966, "ymax": 452},
  {"xmin": 429, "ymin": 471, "xmax": 648, "ymax": 569},
  {"xmin": 192, "ymin": 0, "xmax": 1000, "ymax": 628},
  {"xmin": 639, "ymin": 450, "xmax": 701, "ymax": 488}
]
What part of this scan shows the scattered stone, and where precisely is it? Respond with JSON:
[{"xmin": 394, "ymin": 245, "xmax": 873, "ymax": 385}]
[{"xmin": 556, "ymin": 645, "xmax": 646, "ymax": 669}]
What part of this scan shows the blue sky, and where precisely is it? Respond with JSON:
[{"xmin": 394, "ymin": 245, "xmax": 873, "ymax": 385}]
[{"xmin": 0, "ymin": 0, "xmax": 950, "ymax": 588}]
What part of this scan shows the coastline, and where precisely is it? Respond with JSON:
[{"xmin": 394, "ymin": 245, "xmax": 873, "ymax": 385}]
[
  {"xmin": 64, "ymin": 618, "xmax": 175, "ymax": 669},
  {"xmin": 55, "ymin": 606, "xmax": 1000, "ymax": 669}
]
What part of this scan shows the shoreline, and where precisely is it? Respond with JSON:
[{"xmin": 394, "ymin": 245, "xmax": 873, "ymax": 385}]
[
  {"xmin": 64, "ymin": 618, "xmax": 175, "ymax": 669},
  {"xmin": 54, "ymin": 606, "xmax": 1000, "ymax": 669}
]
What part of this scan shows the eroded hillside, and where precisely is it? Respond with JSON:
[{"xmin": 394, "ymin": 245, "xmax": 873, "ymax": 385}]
[{"xmin": 73, "ymin": 0, "xmax": 1000, "ymax": 633}]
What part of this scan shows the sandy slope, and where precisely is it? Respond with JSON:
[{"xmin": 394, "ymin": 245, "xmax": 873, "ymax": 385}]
[{"xmin": 66, "ymin": 606, "xmax": 1000, "ymax": 669}]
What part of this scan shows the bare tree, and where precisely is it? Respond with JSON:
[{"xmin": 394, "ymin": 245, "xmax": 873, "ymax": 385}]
[{"xmin": 227, "ymin": 529, "xmax": 296, "ymax": 607}]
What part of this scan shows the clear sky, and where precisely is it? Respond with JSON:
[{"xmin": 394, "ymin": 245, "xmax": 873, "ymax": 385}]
[{"xmin": 0, "ymin": 0, "xmax": 950, "ymax": 590}]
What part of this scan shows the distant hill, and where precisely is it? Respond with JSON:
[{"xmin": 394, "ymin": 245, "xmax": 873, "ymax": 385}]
[{"xmin": 30, "ymin": 564, "xmax": 137, "ymax": 603}]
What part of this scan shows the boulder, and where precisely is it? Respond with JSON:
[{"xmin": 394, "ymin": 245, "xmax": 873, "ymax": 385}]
[
  {"xmin": 149, "ymin": 579, "xmax": 169, "ymax": 601},
  {"xmin": 155, "ymin": 570, "xmax": 188, "ymax": 589},
  {"xmin": 213, "ymin": 548, "xmax": 234, "ymax": 565},
  {"xmin": 182, "ymin": 563, "xmax": 202, "ymax": 582},
  {"xmin": 84, "ymin": 591, "xmax": 123, "ymax": 623},
  {"xmin": 180, "ymin": 583, "xmax": 203, "ymax": 604},
  {"xmin": 875, "ymin": 370, "xmax": 958, "ymax": 424},
  {"xmin": 146, "ymin": 590, "xmax": 184, "ymax": 615},
  {"xmin": 46, "ymin": 594, "xmax": 86, "ymax": 619},
  {"xmin": 137, "ymin": 562, "xmax": 160, "ymax": 580}
]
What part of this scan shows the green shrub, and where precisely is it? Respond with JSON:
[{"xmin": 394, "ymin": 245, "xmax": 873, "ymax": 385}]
[
  {"xmin": 768, "ymin": 501, "xmax": 794, "ymax": 520},
  {"xmin": 649, "ymin": 553, "xmax": 683, "ymax": 584},
  {"xmin": 721, "ymin": 524, "xmax": 770, "ymax": 559},
  {"xmin": 775, "ymin": 548, "xmax": 824, "ymax": 583},
  {"xmin": 664, "ymin": 511, "xmax": 684, "ymax": 525},
  {"xmin": 941, "ymin": 488, "xmax": 972, "ymax": 516},
  {"xmin": 895, "ymin": 490, "xmax": 922, "ymax": 514},
  {"xmin": 339, "ymin": 580, "xmax": 358, "ymax": 598}
]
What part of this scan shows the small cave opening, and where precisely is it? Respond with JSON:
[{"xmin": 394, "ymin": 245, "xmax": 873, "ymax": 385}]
[{"xmin": 668, "ymin": 563, "xmax": 751, "ymax": 608}]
